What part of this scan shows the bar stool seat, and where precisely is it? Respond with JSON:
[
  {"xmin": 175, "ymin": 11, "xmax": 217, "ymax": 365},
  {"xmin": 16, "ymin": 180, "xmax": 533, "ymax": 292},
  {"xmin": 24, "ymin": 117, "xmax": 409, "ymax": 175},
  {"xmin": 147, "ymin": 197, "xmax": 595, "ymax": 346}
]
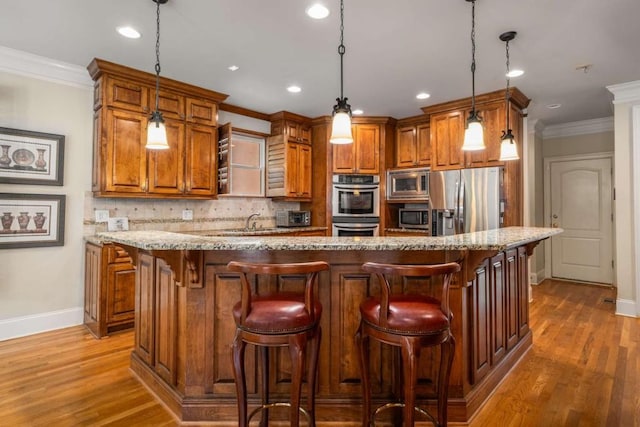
[
  {"xmin": 227, "ymin": 260, "xmax": 330, "ymax": 427},
  {"xmin": 356, "ymin": 261, "xmax": 461, "ymax": 427}
]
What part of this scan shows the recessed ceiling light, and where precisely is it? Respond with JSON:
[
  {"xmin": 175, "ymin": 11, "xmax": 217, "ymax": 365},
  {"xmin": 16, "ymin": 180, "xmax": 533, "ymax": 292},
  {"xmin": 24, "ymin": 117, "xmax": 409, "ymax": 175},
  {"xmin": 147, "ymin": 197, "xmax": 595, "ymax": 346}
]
[
  {"xmin": 228, "ymin": 65, "xmax": 239, "ymax": 71},
  {"xmin": 287, "ymin": 85, "xmax": 302, "ymax": 93},
  {"xmin": 507, "ymin": 69, "xmax": 524, "ymax": 78},
  {"xmin": 116, "ymin": 26, "xmax": 141, "ymax": 39},
  {"xmin": 306, "ymin": 4, "xmax": 330, "ymax": 19},
  {"xmin": 352, "ymin": 109, "xmax": 364, "ymax": 115},
  {"xmin": 416, "ymin": 92, "xmax": 431, "ymax": 100},
  {"xmin": 546, "ymin": 103, "xmax": 562, "ymax": 109}
]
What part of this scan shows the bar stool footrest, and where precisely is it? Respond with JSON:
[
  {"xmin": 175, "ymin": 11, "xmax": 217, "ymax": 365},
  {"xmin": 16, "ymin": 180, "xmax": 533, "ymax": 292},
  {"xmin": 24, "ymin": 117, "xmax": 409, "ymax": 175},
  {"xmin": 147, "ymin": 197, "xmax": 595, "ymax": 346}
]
[
  {"xmin": 373, "ymin": 402, "xmax": 437, "ymax": 426},
  {"xmin": 248, "ymin": 402, "xmax": 312, "ymax": 425}
]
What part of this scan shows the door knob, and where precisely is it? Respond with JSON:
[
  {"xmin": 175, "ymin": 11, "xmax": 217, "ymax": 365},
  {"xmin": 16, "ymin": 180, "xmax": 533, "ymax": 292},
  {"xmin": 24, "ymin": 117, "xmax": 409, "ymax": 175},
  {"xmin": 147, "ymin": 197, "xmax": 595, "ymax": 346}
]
[
  {"xmin": 552, "ymin": 214, "xmax": 558, "ymax": 219},
  {"xmin": 552, "ymin": 223, "xmax": 558, "ymax": 228}
]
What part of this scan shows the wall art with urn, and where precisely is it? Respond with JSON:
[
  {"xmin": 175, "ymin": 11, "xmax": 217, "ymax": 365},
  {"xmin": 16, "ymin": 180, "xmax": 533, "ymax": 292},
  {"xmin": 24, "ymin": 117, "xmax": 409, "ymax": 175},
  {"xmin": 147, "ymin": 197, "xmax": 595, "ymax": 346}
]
[
  {"xmin": 0, "ymin": 193, "xmax": 65, "ymax": 249},
  {"xmin": 0, "ymin": 127, "xmax": 64, "ymax": 186}
]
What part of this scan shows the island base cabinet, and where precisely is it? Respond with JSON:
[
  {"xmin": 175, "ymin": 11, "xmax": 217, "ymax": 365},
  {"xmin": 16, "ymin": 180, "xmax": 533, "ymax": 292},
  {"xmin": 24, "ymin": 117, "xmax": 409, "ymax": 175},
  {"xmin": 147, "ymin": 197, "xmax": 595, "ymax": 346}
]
[{"xmin": 127, "ymin": 247, "xmax": 534, "ymax": 424}]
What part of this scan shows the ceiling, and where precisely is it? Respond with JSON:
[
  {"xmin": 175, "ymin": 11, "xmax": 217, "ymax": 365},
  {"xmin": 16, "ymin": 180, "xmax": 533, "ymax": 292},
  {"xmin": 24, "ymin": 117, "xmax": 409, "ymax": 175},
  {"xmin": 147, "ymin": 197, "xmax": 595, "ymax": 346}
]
[{"xmin": 1, "ymin": 0, "xmax": 638, "ymax": 126}]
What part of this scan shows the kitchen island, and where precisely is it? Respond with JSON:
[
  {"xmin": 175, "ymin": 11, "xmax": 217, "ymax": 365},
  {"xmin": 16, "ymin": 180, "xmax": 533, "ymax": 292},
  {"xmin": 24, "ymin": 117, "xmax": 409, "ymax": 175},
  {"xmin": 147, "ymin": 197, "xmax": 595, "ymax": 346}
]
[{"xmin": 97, "ymin": 226, "xmax": 560, "ymax": 424}]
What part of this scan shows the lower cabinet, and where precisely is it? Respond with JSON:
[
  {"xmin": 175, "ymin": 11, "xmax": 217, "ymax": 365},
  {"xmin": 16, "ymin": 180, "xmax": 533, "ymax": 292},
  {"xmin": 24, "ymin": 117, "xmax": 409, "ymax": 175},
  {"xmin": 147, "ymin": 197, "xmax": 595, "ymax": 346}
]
[
  {"xmin": 83, "ymin": 242, "xmax": 135, "ymax": 338},
  {"xmin": 469, "ymin": 247, "xmax": 529, "ymax": 385}
]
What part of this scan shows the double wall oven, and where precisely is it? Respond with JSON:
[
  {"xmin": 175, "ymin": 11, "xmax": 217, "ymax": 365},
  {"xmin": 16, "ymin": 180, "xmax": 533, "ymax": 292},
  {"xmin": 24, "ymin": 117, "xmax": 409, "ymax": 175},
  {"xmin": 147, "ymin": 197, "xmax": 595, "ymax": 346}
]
[{"xmin": 331, "ymin": 174, "xmax": 380, "ymax": 236}]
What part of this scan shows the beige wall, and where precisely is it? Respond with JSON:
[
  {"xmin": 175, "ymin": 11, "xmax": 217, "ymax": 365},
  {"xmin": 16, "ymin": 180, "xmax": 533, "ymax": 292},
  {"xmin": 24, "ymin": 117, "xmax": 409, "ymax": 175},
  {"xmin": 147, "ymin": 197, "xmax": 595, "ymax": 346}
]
[
  {"xmin": 0, "ymin": 71, "xmax": 93, "ymax": 322},
  {"xmin": 543, "ymin": 131, "xmax": 614, "ymax": 158}
]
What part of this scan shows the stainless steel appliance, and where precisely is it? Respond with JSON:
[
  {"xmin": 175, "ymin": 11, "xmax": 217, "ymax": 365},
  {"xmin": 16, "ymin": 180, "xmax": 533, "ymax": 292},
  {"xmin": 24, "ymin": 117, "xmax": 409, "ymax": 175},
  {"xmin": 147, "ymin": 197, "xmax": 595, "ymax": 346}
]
[
  {"xmin": 276, "ymin": 210, "xmax": 311, "ymax": 227},
  {"xmin": 332, "ymin": 174, "xmax": 380, "ymax": 218},
  {"xmin": 387, "ymin": 167, "xmax": 429, "ymax": 201},
  {"xmin": 398, "ymin": 205, "xmax": 430, "ymax": 230},
  {"xmin": 429, "ymin": 167, "xmax": 504, "ymax": 236},
  {"xmin": 332, "ymin": 221, "xmax": 380, "ymax": 237}
]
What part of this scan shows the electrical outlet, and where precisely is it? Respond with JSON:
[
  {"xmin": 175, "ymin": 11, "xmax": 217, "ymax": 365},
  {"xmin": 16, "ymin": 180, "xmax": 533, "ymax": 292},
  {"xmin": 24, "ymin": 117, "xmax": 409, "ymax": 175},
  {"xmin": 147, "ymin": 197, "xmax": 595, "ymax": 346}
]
[
  {"xmin": 182, "ymin": 209, "xmax": 193, "ymax": 221},
  {"xmin": 95, "ymin": 210, "xmax": 110, "ymax": 223}
]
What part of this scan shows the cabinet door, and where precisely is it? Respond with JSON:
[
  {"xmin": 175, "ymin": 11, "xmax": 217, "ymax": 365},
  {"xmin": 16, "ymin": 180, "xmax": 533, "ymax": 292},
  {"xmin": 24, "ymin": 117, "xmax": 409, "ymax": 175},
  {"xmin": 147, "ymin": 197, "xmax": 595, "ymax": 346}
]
[
  {"xmin": 151, "ymin": 88, "xmax": 185, "ymax": 120},
  {"xmin": 104, "ymin": 109, "xmax": 147, "ymax": 193},
  {"xmin": 505, "ymin": 248, "xmax": 519, "ymax": 350},
  {"xmin": 106, "ymin": 261, "xmax": 136, "ymax": 324},
  {"xmin": 299, "ymin": 124, "xmax": 311, "ymax": 145},
  {"xmin": 466, "ymin": 101, "xmax": 505, "ymax": 168},
  {"xmin": 355, "ymin": 124, "xmax": 380, "ymax": 174},
  {"xmin": 83, "ymin": 242, "xmax": 102, "ymax": 334},
  {"xmin": 297, "ymin": 143, "xmax": 312, "ymax": 198},
  {"xmin": 186, "ymin": 98, "xmax": 217, "ymax": 126},
  {"xmin": 470, "ymin": 258, "xmax": 491, "ymax": 384},
  {"xmin": 147, "ymin": 119, "xmax": 186, "ymax": 195},
  {"xmin": 332, "ymin": 135, "xmax": 355, "ymax": 173},
  {"xmin": 431, "ymin": 111, "xmax": 465, "ymax": 170},
  {"xmin": 517, "ymin": 246, "xmax": 530, "ymax": 338},
  {"xmin": 490, "ymin": 253, "xmax": 506, "ymax": 365},
  {"xmin": 106, "ymin": 77, "xmax": 149, "ymax": 113},
  {"xmin": 185, "ymin": 124, "xmax": 217, "ymax": 196},
  {"xmin": 284, "ymin": 142, "xmax": 312, "ymax": 199},
  {"xmin": 416, "ymin": 123, "xmax": 431, "ymax": 166},
  {"xmin": 154, "ymin": 257, "xmax": 177, "ymax": 385},
  {"xmin": 136, "ymin": 253, "xmax": 155, "ymax": 365},
  {"xmin": 396, "ymin": 126, "xmax": 417, "ymax": 168}
]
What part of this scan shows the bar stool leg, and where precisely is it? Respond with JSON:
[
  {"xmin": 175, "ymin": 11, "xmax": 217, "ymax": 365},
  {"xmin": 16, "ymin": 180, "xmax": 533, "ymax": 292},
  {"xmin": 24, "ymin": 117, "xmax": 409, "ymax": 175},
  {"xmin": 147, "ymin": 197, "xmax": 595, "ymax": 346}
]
[
  {"xmin": 307, "ymin": 327, "xmax": 321, "ymax": 427},
  {"xmin": 260, "ymin": 346, "xmax": 269, "ymax": 427},
  {"xmin": 438, "ymin": 335, "xmax": 455, "ymax": 427},
  {"xmin": 232, "ymin": 331, "xmax": 248, "ymax": 427},
  {"xmin": 401, "ymin": 337, "xmax": 421, "ymax": 427},
  {"xmin": 288, "ymin": 334, "xmax": 307, "ymax": 427},
  {"xmin": 355, "ymin": 324, "xmax": 371, "ymax": 427}
]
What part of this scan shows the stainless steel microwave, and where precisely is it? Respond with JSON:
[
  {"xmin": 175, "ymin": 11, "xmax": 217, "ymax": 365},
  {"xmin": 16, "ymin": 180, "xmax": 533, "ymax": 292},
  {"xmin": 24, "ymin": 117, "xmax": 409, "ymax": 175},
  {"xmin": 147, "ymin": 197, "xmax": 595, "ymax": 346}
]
[
  {"xmin": 387, "ymin": 167, "xmax": 429, "ymax": 201},
  {"xmin": 398, "ymin": 208, "xmax": 429, "ymax": 230}
]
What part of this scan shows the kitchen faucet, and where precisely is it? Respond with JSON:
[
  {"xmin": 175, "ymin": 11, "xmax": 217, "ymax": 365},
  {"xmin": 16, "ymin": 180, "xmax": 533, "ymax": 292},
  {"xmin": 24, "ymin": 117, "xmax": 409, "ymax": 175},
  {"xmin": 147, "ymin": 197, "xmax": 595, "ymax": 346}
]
[{"xmin": 245, "ymin": 213, "xmax": 261, "ymax": 231}]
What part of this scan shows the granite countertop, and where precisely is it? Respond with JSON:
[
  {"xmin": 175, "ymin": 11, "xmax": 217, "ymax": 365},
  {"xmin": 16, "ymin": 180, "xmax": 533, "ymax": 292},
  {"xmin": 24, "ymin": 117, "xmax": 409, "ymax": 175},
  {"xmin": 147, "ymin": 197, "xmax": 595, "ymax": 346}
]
[
  {"xmin": 96, "ymin": 226, "xmax": 562, "ymax": 252},
  {"xmin": 185, "ymin": 226, "xmax": 327, "ymax": 236}
]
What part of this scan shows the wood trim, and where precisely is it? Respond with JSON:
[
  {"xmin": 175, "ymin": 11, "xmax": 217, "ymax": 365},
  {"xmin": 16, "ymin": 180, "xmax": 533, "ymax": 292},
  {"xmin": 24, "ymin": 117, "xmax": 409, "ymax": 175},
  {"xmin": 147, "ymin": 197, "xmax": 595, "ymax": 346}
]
[
  {"xmin": 268, "ymin": 110, "xmax": 312, "ymax": 124},
  {"xmin": 219, "ymin": 103, "xmax": 271, "ymax": 121},
  {"xmin": 421, "ymin": 87, "xmax": 530, "ymax": 115},
  {"xmin": 87, "ymin": 58, "xmax": 228, "ymax": 103},
  {"xmin": 230, "ymin": 127, "xmax": 270, "ymax": 138},
  {"xmin": 396, "ymin": 114, "xmax": 430, "ymax": 127}
]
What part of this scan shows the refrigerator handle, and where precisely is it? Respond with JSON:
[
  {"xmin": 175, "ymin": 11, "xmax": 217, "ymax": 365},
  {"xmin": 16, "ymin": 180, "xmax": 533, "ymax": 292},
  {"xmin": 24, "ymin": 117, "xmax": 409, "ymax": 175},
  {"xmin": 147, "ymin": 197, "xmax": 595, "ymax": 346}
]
[{"xmin": 454, "ymin": 180, "xmax": 460, "ymax": 234}]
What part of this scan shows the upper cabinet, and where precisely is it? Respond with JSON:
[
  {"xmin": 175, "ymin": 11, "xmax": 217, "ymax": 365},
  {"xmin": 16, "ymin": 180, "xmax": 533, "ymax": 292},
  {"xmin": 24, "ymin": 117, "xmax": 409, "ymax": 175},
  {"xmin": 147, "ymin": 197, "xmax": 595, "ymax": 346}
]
[
  {"xmin": 333, "ymin": 123, "xmax": 381, "ymax": 174},
  {"xmin": 395, "ymin": 117, "xmax": 430, "ymax": 168},
  {"xmin": 267, "ymin": 112, "xmax": 313, "ymax": 200},
  {"xmin": 88, "ymin": 58, "xmax": 228, "ymax": 199},
  {"xmin": 423, "ymin": 88, "xmax": 530, "ymax": 171}
]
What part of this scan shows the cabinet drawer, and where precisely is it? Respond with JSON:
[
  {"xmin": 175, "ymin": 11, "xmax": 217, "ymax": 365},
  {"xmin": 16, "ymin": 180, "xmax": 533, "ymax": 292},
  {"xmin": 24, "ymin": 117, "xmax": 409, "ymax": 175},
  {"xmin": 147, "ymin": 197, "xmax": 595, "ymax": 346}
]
[
  {"xmin": 187, "ymin": 98, "xmax": 217, "ymax": 126},
  {"xmin": 151, "ymin": 89, "xmax": 186, "ymax": 120},
  {"xmin": 106, "ymin": 77, "xmax": 149, "ymax": 113}
]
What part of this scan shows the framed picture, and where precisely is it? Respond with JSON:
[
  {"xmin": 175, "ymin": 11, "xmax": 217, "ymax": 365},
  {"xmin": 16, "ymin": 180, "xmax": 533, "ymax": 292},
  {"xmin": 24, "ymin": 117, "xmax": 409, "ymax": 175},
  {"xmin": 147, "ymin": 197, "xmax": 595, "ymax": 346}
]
[
  {"xmin": 0, "ymin": 193, "xmax": 66, "ymax": 249},
  {"xmin": 0, "ymin": 127, "xmax": 65, "ymax": 186}
]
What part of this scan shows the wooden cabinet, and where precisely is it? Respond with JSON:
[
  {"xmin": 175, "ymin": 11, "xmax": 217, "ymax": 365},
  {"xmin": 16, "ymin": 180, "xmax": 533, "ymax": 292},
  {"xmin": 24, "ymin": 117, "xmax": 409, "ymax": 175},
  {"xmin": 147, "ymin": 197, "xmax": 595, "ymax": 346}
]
[
  {"xmin": 270, "ymin": 111, "xmax": 312, "ymax": 144},
  {"xmin": 267, "ymin": 113, "xmax": 313, "ymax": 200},
  {"xmin": 395, "ymin": 121, "xmax": 430, "ymax": 168},
  {"xmin": 84, "ymin": 242, "xmax": 135, "ymax": 338},
  {"xmin": 217, "ymin": 123, "xmax": 265, "ymax": 197},
  {"xmin": 333, "ymin": 123, "xmax": 380, "ymax": 174},
  {"xmin": 88, "ymin": 58, "xmax": 227, "ymax": 199},
  {"xmin": 423, "ymin": 88, "xmax": 529, "ymax": 171}
]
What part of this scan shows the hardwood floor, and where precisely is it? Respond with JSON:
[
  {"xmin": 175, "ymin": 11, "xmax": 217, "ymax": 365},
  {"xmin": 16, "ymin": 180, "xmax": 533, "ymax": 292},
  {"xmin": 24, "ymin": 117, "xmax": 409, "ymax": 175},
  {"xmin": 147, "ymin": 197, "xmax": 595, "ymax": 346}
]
[{"xmin": 0, "ymin": 279, "xmax": 637, "ymax": 426}]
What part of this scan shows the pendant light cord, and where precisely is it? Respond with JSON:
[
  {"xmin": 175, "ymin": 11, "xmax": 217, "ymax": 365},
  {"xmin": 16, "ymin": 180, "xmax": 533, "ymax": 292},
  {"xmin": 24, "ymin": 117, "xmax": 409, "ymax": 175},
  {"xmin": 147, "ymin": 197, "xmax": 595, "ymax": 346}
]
[
  {"xmin": 338, "ymin": 0, "xmax": 345, "ymax": 100},
  {"xmin": 470, "ymin": 0, "xmax": 477, "ymax": 113},
  {"xmin": 154, "ymin": 0, "xmax": 161, "ymax": 112},
  {"xmin": 504, "ymin": 38, "xmax": 511, "ymax": 131}
]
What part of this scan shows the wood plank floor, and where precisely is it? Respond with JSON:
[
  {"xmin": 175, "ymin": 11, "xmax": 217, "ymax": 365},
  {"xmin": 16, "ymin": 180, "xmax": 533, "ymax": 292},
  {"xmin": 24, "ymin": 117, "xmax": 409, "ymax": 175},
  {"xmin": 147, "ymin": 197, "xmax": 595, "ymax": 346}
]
[{"xmin": 0, "ymin": 279, "xmax": 637, "ymax": 426}]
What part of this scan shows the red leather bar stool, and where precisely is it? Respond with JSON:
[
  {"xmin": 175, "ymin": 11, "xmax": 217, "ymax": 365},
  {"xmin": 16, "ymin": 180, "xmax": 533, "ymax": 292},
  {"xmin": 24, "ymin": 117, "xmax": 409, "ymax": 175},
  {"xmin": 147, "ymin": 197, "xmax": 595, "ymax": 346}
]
[
  {"xmin": 227, "ymin": 260, "xmax": 330, "ymax": 427},
  {"xmin": 355, "ymin": 261, "xmax": 461, "ymax": 427}
]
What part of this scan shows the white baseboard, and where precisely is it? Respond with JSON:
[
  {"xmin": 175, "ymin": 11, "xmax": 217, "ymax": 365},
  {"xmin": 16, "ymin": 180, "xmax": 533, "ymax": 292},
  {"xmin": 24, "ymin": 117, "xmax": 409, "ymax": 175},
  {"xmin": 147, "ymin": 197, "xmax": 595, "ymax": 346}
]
[
  {"xmin": 615, "ymin": 299, "xmax": 638, "ymax": 318},
  {"xmin": 529, "ymin": 268, "xmax": 546, "ymax": 285},
  {"xmin": 0, "ymin": 307, "xmax": 84, "ymax": 341}
]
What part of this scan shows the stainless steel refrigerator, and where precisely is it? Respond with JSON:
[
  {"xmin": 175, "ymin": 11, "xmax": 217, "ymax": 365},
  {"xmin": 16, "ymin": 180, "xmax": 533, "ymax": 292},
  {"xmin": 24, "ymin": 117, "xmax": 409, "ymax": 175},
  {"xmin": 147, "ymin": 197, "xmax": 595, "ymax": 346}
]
[{"xmin": 429, "ymin": 167, "xmax": 504, "ymax": 235}]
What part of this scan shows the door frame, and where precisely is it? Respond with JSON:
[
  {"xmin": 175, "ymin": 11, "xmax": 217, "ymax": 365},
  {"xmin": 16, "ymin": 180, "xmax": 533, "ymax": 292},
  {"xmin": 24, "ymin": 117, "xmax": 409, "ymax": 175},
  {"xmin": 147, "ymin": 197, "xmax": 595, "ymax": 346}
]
[{"xmin": 543, "ymin": 151, "xmax": 615, "ymax": 283}]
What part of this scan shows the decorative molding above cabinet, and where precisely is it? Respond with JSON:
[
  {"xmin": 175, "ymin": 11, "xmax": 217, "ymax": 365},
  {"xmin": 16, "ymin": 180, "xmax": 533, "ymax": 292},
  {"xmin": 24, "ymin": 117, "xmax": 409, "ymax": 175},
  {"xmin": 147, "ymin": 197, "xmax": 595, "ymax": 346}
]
[{"xmin": 87, "ymin": 58, "xmax": 228, "ymax": 199}]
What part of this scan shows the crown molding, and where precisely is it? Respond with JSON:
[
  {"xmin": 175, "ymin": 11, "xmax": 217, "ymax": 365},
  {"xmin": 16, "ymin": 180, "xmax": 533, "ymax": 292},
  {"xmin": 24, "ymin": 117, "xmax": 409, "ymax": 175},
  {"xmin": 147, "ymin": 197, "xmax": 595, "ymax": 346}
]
[
  {"xmin": 0, "ymin": 46, "xmax": 92, "ymax": 88},
  {"xmin": 542, "ymin": 116, "xmax": 614, "ymax": 140},
  {"xmin": 607, "ymin": 80, "xmax": 640, "ymax": 104}
]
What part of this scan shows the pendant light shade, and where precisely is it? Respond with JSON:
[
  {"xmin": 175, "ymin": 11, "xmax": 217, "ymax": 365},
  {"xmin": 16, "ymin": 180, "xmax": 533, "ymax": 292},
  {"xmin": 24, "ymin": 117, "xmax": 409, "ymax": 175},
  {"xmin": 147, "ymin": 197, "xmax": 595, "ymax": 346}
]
[
  {"xmin": 329, "ymin": 0, "xmax": 353, "ymax": 144},
  {"xmin": 498, "ymin": 31, "xmax": 519, "ymax": 161},
  {"xmin": 146, "ymin": 0, "xmax": 169, "ymax": 150},
  {"xmin": 462, "ymin": 0, "xmax": 485, "ymax": 151}
]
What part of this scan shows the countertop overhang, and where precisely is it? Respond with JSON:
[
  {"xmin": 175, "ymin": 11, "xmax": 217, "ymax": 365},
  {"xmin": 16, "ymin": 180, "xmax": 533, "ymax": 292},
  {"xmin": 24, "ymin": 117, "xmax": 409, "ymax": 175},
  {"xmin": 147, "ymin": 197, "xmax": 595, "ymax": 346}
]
[{"xmin": 96, "ymin": 226, "xmax": 562, "ymax": 252}]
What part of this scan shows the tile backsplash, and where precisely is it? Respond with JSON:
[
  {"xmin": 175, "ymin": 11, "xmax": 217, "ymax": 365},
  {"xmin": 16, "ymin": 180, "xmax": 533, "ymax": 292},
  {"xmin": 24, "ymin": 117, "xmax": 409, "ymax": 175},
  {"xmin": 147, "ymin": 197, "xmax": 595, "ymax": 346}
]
[{"xmin": 83, "ymin": 192, "xmax": 300, "ymax": 235}]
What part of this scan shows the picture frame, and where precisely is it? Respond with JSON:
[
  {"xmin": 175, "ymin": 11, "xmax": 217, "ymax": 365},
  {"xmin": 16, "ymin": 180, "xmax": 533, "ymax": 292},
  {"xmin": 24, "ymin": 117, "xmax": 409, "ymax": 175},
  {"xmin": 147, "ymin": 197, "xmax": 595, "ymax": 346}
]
[
  {"xmin": 0, "ymin": 127, "xmax": 65, "ymax": 186},
  {"xmin": 0, "ymin": 193, "xmax": 66, "ymax": 249}
]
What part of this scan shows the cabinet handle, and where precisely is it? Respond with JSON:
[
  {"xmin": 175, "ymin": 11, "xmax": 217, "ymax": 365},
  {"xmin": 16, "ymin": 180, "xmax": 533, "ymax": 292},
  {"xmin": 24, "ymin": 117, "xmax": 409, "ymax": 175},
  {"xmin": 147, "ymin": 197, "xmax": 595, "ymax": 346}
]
[{"xmin": 143, "ymin": 106, "xmax": 149, "ymax": 112}]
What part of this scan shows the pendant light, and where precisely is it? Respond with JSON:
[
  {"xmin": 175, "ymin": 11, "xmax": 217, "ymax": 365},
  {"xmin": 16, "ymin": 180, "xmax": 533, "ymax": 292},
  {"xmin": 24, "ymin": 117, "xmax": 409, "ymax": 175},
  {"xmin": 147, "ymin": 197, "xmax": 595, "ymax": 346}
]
[
  {"xmin": 462, "ymin": 0, "xmax": 485, "ymax": 151},
  {"xmin": 498, "ymin": 31, "xmax": 519, "ymax": 161},
  {"xmin": 329, "ymin": 0, "xmax": 353, "ymax": 144},
  {"xmin": 146, "ymin": 0, "xmax": 169, "ymax": 150}
]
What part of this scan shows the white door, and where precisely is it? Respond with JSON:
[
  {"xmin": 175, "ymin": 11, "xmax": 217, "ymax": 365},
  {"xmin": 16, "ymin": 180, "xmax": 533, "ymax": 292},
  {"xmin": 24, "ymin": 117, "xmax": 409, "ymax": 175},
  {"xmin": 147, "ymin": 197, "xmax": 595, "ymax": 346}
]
[{"xmin": 549, "ymin": 157, "xmax": 613, "ymax": 284}]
